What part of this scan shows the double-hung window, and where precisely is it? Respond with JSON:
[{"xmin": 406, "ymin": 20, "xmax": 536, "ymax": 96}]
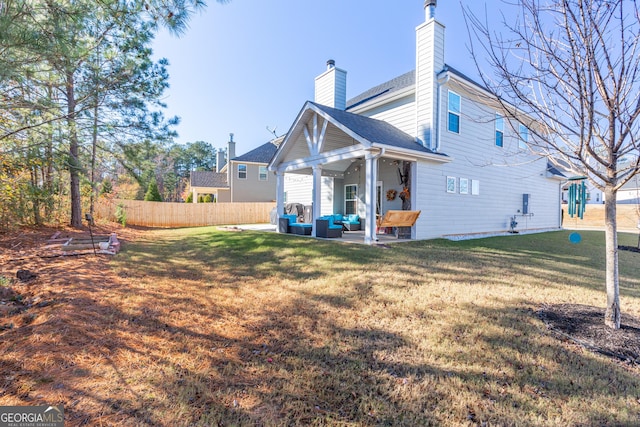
[
  {"xmin": 345, "ymin": 184, "xmax": 358, "ymax": 215},
  {"xmin": 495, "ymin": 114, "xmax": 504, "ymax": 147},
  {"xmin": 238, "ymin": 164, "xmax": 247, "ymax": 179},
  {"xmin": 448, "ymin": 91, "xmax": 461, "ymax": 133},
  {"xmin": 519, "ymin": 124, "xmax": 529, "ymax": 149},
  {"xmin": 259, "ymin": 166, "xmax": 268, "ymax": 181}
]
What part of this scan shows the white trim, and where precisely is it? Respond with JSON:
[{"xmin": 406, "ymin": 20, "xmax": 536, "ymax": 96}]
[
  {"xmin": 258, "ymin": 165, "xmax": 268, "ymax": 181},
  {"xmin": 345, "ymin": 183, "xmax": 358, "ymax": 215},
  {"xmin": 275, "ymin": 144, "xmax": 368, "ymax": 173},
  {"xmin": 237, "ymin": 163, "xmax": 247, "ymax": 179},
  {"xmin": 495, "ymin": 113, "xmax": 504, "ymax": 148},
  {"xmin": 447, "ymin": 90, "xmax": 461, "ymax": 134}
]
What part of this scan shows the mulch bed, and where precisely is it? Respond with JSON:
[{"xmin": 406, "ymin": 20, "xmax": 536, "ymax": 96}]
[
  {"xmin": 539, "ymin": 303, "xmax": 640, "ymax": 366},
  {"xmin": 619, "ymin": 245, "xmax": 640, "ymax": 253}
]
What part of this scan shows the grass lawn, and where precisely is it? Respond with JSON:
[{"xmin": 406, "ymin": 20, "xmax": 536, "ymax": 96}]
[{"xmin": 1, "ymin": 227, "xmax": 640, "ymax": 426}]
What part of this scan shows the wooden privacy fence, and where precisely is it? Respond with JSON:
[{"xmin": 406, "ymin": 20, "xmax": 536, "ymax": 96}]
[
  {"xmin": 562, "ymin": 204, "xmax": 640, "ymax": 230},
  {"xmin": 95, "ymin": 199, "xmax": 276, "ymax": 228}
]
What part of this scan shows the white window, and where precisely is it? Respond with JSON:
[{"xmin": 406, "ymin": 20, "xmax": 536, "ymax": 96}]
[
  {"xmin": 446, "ymin": 176, "xmax": 456, "ymax": 193},
  {"xmin": 238, "ymin": 164, "xmax": 247, "ymax": 179},
  {"xmin": 495, "ymin": 114, "xmax": 504, "ymax": 147},
  {"xmin": 345, "ymin": 184, "xmax": 358, "ymax": 215},
  {"xmin": 448, "ymin": 91, "xmax": 461, "ymax": 133},
  {"xmin": 259, "ymin": 166, "xmax": 268, "ymax": 181},
  {"xmin": 519, "ymin": 124, "xmax": 529, "ymax": 149}
]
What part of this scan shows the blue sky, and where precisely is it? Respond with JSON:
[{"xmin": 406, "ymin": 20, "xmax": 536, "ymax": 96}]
[{"xmin": 151, "ymin": 1, "xmax": 491, "ymax": 154}]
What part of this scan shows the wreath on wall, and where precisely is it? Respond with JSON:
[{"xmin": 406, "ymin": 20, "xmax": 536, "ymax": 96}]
[{"xmin": 386, "ymin": 189, "xmax": 397, "ymax": 201}]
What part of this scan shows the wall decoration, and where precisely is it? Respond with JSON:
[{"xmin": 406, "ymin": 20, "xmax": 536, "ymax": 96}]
[
  {"xmin": 446, "ymin": 176, "xmax": 456, "ymax": 193},
  {"xmin": 460, "ymin": 178, "xmax": 469, "ymax": 194},
  {"xmin": 386, "ymin": 189, "xmax": 397, "ymax": 201},
  {"xmin": 471, "ymin": 179, "xmax": 480, "ymax": 195}
]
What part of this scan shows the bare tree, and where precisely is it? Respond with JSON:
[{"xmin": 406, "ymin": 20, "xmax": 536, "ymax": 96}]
[{"xmin": 464, "ymin": 0, "xmax": 640, "ymax": 329}]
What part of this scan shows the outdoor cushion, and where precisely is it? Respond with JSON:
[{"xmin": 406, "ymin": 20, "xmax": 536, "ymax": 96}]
[
  {"xmin": 346, "ymin": 214, "xmax": 359, "ymax": 223},
  {"xmin": 281, "ymin": 214, "xmax": 298, "ymax": 225},
  {"xmin": 290, "ymin": 223, "xmax": 312, "ymax": 235},
  {"xmin": 316, "ymin": 219, "xmax": 342, "ymax": 238}
]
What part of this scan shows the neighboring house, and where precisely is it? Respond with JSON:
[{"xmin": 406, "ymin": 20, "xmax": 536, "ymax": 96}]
[
  {"xmin": 269, "ymin": 2, "xmax": 565, "ymax": 243},
  {"xmin": 618, "ymin": 175, "xmax": 640, "ymax": 204},
  {"xmin": 190, "ymin": 134, "xmax": 279, "ymax": 203},
  {"xmin": 552, "ymin": 159, "xmax": 604, "ymax": 204}
]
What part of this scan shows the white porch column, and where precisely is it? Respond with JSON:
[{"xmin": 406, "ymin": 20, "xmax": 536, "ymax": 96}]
[
  {"xmin": 275, "ymin": 172, "xmax": 285, "ymax": 233},
  {"xmin": 364, "ymin": 155, "xmax": 378, "ymax": 244},
  {"xmin": 192, "ymin": 188, "xmax": 198, "ymax": 203},
  {"xmin": 312, "ymin": 165, "xmax": 323, "ymax": 237}
]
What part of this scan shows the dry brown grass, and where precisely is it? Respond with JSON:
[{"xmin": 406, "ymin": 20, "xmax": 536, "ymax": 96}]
[{"xmin": 1, "ymin": 226, "xmax": 640, "ymax": 426}]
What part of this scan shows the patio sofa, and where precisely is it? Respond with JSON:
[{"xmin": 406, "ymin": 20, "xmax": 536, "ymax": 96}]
[
  {"xmin": 316, "ymin": 216, "xmax": 343, "ymax": 238},
  {"xmin": 278, "ymin": 214, "xmax": 312, "ymax": 235},
  {"xmin": 341, "ymin": 214, "xmax": 361, "ymax": 231}
]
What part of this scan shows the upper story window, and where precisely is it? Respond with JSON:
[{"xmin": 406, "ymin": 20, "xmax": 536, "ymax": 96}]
[
  {"xmin": 448, "ymin": 91, "xmax": 461, "ymax": 134},
  {"xmin": 495, "ymin": 114, "xmax": 504, "ymax": 147},
  {"xmin": 259, "ymin": 166, "xmax": 268, "ymax": 181},
  {"xmin": 238, "ymin": 164, "xmax": 247, "ymax": 179},
  {"xmin": 519, "ymin": 124, "xmax": 529, "ymax": 149}
]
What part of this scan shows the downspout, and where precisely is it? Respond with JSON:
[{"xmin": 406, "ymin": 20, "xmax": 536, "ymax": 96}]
[{"xmin": 435, "ymin": 72, "xmax": 450, "ymax": 152}]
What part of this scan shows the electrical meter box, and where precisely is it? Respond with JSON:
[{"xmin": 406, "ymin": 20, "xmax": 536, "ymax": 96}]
[{"xmin": 523, "ymin": 194, "xmax": 531, "ymax": 214}]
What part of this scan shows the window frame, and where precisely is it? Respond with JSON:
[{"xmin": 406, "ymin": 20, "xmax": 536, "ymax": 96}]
[
  {"xmin": 448, "ymin": 90, "xmax": 461, "ymax": 134},
  {"xmin": 258, "ymin": 165, "xmax": 268, "ymax": 181},
  {"xmin": 446, "ymin": 176, "xmax": 456, "ymax": 193},
  {"xmin": 344, "ymin": 184, "xmax": 358, "ymax": 215},
  {"xmin": 237, "ymin": 163, "xmax": 247, "ymax": 179},
  {"xmin": 495, "ymin": 114, "xmax": 504, "ymax": 147},
  {"xmin": 519, "ymin": 124, "xmax": 529, "ymax": 149},
  {"xmin": 459, "ymin": 178, "xmax": 469, "ymax": 194}
]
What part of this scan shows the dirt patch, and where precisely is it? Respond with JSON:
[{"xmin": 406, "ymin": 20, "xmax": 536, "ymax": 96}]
[{"xmin": 539, "ymin": 303, "xmax": 640, "ymax": 365}]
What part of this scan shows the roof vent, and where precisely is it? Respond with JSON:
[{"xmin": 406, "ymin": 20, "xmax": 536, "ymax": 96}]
[{"xmin": 326, "ymin": 59, "xmax": 335, "ymax": 70}]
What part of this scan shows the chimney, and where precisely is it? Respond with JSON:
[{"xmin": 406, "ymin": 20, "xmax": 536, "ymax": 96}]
[
  {"xmin": 314, "ymin": 59, "xmax": 347, "ymax": 110},
  {"xmin": 227, "ymin": 133, "xmax": 236, "ymax": 185},
  {"xmin": 216, "ymin": 148, "xmax": 225, "ymax": 172},
  {"xmin": 415, "ymin": 0, "xmax": 445, "ymax": 149}
]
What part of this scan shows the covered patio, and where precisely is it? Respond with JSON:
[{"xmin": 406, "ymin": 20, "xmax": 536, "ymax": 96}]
[{"xmin": 268, "ymin": 101, "xmax": 449, "ymax": 244}]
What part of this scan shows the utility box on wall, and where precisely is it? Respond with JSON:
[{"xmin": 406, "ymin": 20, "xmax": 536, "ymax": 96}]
[{"xmin": 523, "ymin": 194, "xmax": 531, "ymax": 214}]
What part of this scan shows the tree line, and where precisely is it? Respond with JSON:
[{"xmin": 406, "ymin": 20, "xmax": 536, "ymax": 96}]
[{"xmin": 0, "ymin": 0, "xmax": 225, "ymax": 230}]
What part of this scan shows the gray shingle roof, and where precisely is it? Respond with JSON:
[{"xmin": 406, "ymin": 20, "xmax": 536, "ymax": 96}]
[
  {"xmin": 346, "ymin": 70, "xmax": 415, "ymax": 110},
  {"xmin": 346, "ymin": 65, "xmax": 487, "ymax": 111},
  {"xmin": 190, "ymin": 171, "xmax": 229, "ymax": 188},
  {"xmin": 311, "ymin": 102, "xmax": 447, "ymax": 157},
  {"xmin": 233, "ymin": 141, "xmax": 278, "ymax": 163}
]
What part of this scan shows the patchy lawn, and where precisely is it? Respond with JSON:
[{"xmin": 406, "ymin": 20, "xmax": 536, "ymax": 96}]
[{"xmin": 1, "ymin": 226, "xmax": 640, "ymax": 426}]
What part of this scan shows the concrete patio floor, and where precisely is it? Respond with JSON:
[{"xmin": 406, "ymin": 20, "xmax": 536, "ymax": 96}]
[{"xmin": 234, "ymin": 224, "xmax": 412, "ymax": 245}]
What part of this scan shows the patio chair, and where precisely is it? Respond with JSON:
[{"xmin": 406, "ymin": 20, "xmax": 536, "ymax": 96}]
[{"xmin": 316, "ymin": 216, "xmax": 343, "ymax": 238}]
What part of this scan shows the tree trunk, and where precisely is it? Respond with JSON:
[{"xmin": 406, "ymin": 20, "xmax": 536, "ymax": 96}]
[
  {"xmin": 603, "ymin": 186, "xmax": 620, "ymax": 329},
  {"xmin": 67, "ymin": 71, "xmax": 83, "ymax": 228}
]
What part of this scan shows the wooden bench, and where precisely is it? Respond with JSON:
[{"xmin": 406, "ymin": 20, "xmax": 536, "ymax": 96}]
[{"xmin": 377, "ymin": 210, "xmax": 421, "ymax": 238}]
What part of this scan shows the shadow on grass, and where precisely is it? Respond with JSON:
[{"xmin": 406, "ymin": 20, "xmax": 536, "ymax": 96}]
[
  {"xmin": 2, "ymin": 227, "xmax": 639, "ymax": 425},
  {"xmin": 399, "ymin": 230, "xmax": 640, "ymax": 299},
  {"xmin": 428, "ymin": 300, "xmax": 640, "ymax": 426}
]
